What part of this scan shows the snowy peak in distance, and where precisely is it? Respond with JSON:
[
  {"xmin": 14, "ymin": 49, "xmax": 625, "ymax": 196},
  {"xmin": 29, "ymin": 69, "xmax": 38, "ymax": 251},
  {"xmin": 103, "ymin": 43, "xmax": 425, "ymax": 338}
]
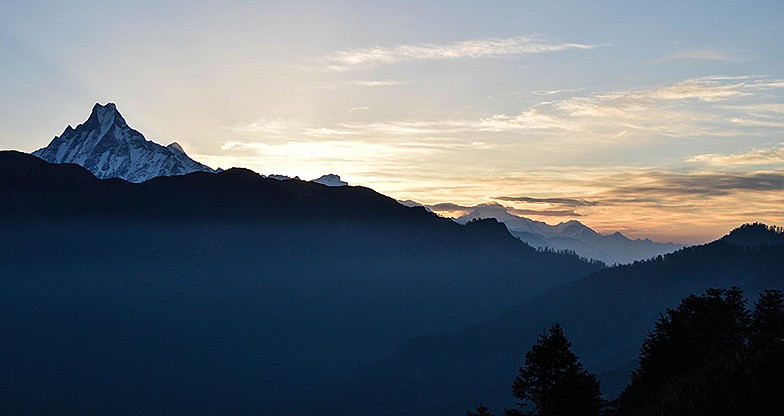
[
  {"xmin": 454, "ymin": 203, "xmax": 682, "ymax": 264},
  {"xmin": 255, "ymin": 173, "xmax": 347, "ymax": 186},
  {"xmin": 456, "ymin": 204, "xmax": 596, "ymax": 240},
  {"xmin": 33, "ymin": 102, "xmax": 215, "ymax": 183},
  {"xmin": 398, "ymin": 200, "xmax": 434, "ymax": 212},
  {"xmin": 311, "ymin": 174, "xmax": 348, "ymax": 187}
]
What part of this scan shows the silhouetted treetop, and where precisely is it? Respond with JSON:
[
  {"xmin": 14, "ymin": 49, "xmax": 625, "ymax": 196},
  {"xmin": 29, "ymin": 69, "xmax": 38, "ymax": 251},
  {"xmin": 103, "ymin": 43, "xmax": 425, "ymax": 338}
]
[
  {"xmin": 721, "ymin": 222, "xmax": 784, "ymax": 246},
  {"xmin": 617, "ymin": 287, "xmax": 784, "ymax": 415},
  {"xmin": 467, "ymin": 403, "xmax": 494, "ymax": 416},
  {"xmin": 507, "ymin": 323, "xmax": 602, "ymax": 416},
  {"xmin": 750, "ymin": 289, "xmax": 784, "ymax": 351}
]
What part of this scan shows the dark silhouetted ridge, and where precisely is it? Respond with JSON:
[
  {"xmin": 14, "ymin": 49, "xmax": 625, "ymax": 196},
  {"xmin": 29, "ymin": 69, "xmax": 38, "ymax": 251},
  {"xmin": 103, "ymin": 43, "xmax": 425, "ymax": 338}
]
[
  {"xmin": 341, "ymin": 223, "xmax": 784, "ymax": 415},
  {"xmin": 721, "ymin": 222, "xmax": 784, "ymax": 246},
  {"xmin": 0, "ymin": 151, "xmax": 424, "ymax": 223},
  {"xmin": 0, "ymin": 151, "xmax": 603, "ymax": 415}
]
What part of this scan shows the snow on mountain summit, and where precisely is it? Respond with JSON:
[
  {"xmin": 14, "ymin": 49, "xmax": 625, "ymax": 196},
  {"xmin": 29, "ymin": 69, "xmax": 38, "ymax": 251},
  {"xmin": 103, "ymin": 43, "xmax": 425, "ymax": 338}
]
[
  {"xmin": 32, "ymin": 103, "xmax": 215, "ymax": 183},
  {"xmin": 311, "ymin": 174, "xmax": 348, "ymax": 187},
  {"xmin": 166, "ymin": 142, "xmax": 186, "ymax": 154},
  {"xmin": 455, "ymin": 203, "xmax": 682, "ymax": 264}
]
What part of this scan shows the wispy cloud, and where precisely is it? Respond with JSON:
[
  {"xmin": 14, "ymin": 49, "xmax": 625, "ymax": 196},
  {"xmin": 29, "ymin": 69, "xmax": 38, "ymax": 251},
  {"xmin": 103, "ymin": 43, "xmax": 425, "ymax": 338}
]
[
  {"xmin": 493, "ymin": 196, "xmax": 600, "ymax": 207},
  {"xmin": 313, "ymin": 80, "xmax": 411, "ymax": 90},
  {"xmin": 232, "ymin": 117, "xmax": 497, "ymax": 139},
  {"xmin": 724, "ymin": 103, "xmax": 784, "ymax": 127},
  {"xmin": 427, "ymin": 202, "xmax": 582, "ymax": 217},
  {"xmin": 219, "ymin": 139, "xmax": 439, "ymax": 161},
  {"xmin": 583, "ymin": 170, "xmax": 784, "ymax": 202},
  {"xmin": 688, "ymin": 144, "xmax": 784, "ymax": 166},
  {"xmin": 234, "ymin": 76, "xmax": 784, "ymax": 143},
  {"xmin": 513, "ymin": 76, "xmax": 784, "ymax": 139},
  {"xmin": 658, "ymin": 49, "xmax": 747, "ymax": 63},
  {"xmin": 229, "ymin": 118, "xmax": 301, "ymax": 136},
  {"xmin": 511, "ymin": 208, "xmax": 582, "ymax": 217},
  {"xmin": 532, "ymin": 88, "xmax": 585, "ymax": 96},
  {"xmin": 315, "ymin": 35, "xmax": 600, "ymax": 71}
]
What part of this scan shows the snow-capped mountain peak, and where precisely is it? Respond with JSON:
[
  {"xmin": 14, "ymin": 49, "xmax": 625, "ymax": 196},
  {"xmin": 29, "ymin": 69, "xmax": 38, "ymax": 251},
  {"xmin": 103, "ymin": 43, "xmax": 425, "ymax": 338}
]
[
  {"xmin": 552, "ymin": 219, "xmax": 601, "ymax": 240},
  {"xmin": 33, "ymin": 102, "xmax": 215, "ymax": 183},
  {"xmin": 311, "ymin": 174, "xmax": 348, "ymax": 187},
  {"xmin": 91, "ymin": 102, "xmax": 125, "ymax": 126},
  {"xmin": 167, "ymin": 142, "xmax": 186, "ymax": 154}
]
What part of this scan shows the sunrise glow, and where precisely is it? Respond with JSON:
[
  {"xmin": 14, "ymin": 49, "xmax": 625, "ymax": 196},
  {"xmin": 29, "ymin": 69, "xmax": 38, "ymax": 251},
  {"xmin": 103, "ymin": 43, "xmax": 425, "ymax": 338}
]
[{"xmin": 3, "ymin": 1, "xmax": 783, "ymax": 244}]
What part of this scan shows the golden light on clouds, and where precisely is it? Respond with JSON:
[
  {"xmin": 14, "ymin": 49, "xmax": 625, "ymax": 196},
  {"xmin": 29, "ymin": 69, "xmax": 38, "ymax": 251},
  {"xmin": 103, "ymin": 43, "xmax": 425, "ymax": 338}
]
[
  {"xmin": 205, "ymin": 75, "xmax": 783, "ymax": 244},
  {"xmin": 6, "ymin": 0, "xmax": 782, "ymax": 246}
]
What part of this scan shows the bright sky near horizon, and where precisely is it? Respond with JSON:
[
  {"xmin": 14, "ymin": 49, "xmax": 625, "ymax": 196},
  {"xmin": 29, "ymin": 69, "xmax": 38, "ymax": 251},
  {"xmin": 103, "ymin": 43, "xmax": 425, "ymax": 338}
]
[{"xmin": 2, "ymin": 1, "xmax": 783, "ymax": 244}]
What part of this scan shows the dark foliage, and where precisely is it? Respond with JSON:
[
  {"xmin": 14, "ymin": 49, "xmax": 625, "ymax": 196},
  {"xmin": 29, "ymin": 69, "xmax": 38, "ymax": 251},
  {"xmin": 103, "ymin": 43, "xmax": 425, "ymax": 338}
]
[
  {"xmin": 750, "ymin": 289, "xmax": 784, "ymax": 350},
  {"xmin": 467, "ymin": 403, "xmax": 494, "ymax": 416},
  {"xmin": 616, "ymin": 288, "xmax": 784, "ymax": 415},
  {"xmin": 625, "ymin": 287, "xmax": 749, "ymax": 398},
  {"xmin": 506, "ymin": 324, "xmax": 602, "ymax": 416}
]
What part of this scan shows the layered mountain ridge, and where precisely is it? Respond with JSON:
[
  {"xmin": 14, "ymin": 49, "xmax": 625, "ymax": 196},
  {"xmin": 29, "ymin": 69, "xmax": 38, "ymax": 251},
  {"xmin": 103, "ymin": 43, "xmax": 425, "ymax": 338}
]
[
  {"xmin": 456, "ymin": 203, "xmax": 682, "ymax": 264},
  {"xmin": 332, "ymin": 223, "xmax": 784, "ymax": 415},
  {"xmin": 10, "ymin": 102, "xmax": 776, "ymax": 416},
  {"xmin": 32, "ymin": 103, "xmax": 215, "ymax": 182},
  {"xmin": 30, "ymin": 101, "xmax": 679, "ymax": 266}
]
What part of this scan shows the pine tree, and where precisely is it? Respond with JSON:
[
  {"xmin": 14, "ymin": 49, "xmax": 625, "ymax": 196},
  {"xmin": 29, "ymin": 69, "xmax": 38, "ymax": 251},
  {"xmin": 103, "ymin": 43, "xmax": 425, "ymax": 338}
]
[
  {"xmin": 467, "ymin": 403, "xmax": 494, "ymax": 416},
  {"xmin": 750, "ymin": 289, "xmax": 784, "ymax": 350},
  {"xmin": 621, "ymin": 287, "xmax": 750, "ymax": 406},
  {"xmin": 618, "ymin": 287, "xmax": 755, "ymax": 415},
  {"xmin": 506, "ymin": 324, "xmax": 602, "ymax": 416}
]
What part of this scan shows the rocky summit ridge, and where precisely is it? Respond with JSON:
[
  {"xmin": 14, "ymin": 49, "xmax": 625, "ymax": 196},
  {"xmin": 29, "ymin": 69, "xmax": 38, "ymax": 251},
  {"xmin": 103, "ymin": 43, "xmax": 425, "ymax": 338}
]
[{"xmin": 33, "ymin": 103, "xmax": 215, "ymax": 183}]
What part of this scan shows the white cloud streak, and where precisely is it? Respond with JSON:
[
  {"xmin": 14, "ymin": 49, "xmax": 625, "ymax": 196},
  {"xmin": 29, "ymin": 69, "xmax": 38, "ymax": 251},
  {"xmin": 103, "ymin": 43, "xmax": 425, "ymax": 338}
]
[
  {"xmin": 688, "ymin": 144, "xmax": 784, "ymax": 165},
  {"xmin": 313, "ymin": 80, "xmax": 411, "ymax": 90},
  {"xmin": 316, "ymin": 35, "xmax": 600, "ymax": 71},
  {"xmin": 532, "ymin": 88, "xmax": 585, "ymax": 96},
  {"xmin": 658, "ymin": 49, "xmax": 748, "ymax": 63},
  {"xmin": 522, "ymin": 76, "xmax": 784, "ymax": 139},
  {"xmin": 233, "ymin": 76, "xmax": 784, "ymax": 143}
]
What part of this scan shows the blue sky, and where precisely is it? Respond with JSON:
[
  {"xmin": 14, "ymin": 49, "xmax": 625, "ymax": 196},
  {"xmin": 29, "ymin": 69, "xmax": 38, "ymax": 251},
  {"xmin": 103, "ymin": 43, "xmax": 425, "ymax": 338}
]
[{"xmin": 2, "ymin": 1, "xmax": 783, "ymax": 242}]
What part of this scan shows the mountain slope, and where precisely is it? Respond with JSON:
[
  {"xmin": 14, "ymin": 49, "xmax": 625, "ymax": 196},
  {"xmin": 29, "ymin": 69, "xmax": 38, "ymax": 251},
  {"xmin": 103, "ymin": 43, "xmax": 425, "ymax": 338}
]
[
  {"xmin": 457, "ymin": 203, "xmax": 681, "ymax": 264},
  {"xmin": 32, "ymin": 103, "xmax": 214, "ymax": 182},
  {"xmin": 337, "ymin": 224, "xmax": 784, "ymax": 416},
  {"xmin": 0, "ymin": 151, "xmax": 603, "ymax": 415}
]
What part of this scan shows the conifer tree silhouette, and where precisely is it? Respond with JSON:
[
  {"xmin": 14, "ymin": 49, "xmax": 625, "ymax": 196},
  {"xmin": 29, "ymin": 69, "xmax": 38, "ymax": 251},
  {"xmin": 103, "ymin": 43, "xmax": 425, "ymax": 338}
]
[{"xmin": 506, "ymin": 323, "xmax": 602, "ymax": 416}]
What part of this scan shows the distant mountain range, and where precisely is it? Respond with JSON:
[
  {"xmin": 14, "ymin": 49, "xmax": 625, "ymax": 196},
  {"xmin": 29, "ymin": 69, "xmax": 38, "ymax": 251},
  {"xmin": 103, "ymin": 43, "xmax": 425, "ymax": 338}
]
[{"xmin": 455, "ymin": 203, "xmax": 682, "ymax": 264}]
